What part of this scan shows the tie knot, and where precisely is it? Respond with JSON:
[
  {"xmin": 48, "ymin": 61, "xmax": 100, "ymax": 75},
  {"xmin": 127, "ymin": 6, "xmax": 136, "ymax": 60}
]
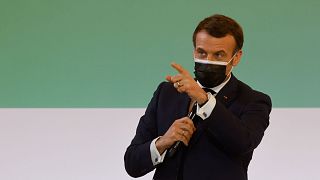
[{"xmin": 203, "ymin": 88, "xmax": 216, "ymax": 95}]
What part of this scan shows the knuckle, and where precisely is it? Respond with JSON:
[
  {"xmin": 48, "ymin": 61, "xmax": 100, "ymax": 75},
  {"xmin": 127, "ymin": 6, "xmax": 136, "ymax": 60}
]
[
  {"xmin": 172, "ymin": 126, "xmax": 178, "ymax": 132},
  {"xmin": 172, "ymin": 132, "xmax": 177, "ymax": 137}
]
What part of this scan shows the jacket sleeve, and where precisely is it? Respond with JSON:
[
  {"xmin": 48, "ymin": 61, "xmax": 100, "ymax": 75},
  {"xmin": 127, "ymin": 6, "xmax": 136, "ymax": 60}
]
[
  {"xmin": 204, "ymin": 90, "xmax": 272, "ymax": 156},
  {"xmin": 124, "ymin": 83, "xmax": 164, "ymax": 178}
]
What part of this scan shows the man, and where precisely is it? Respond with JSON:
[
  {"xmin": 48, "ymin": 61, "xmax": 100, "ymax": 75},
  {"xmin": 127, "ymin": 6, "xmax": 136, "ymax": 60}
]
[{"xmin": 124, "ymin": 14, "xmax": 272, "ymax": 180}]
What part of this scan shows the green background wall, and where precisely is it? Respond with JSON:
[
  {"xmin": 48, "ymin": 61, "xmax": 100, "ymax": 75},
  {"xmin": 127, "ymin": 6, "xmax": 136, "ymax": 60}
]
[{"xmin": 0, "ymin": 0, "xmax": 319, "ymax": 107}]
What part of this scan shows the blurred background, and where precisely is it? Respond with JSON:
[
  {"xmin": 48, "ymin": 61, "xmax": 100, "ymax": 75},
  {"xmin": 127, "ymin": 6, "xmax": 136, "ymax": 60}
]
[
  {"xmin": 1, "ymin": 0, "xmax": 319, "ymax": 107},
  {"xmin": 0, "ymin": 0, "xmax": 319, "ymax": 180}
]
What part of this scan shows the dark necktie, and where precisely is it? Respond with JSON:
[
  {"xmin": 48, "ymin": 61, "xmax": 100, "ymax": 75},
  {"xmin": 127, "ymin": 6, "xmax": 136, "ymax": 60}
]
[
  {"xmin": 189, "ymin": 102, "xmax": 200, "ymax": 127},
  {"xmin": 202, "ymin": 87, "xmax": 216, "ymax": 95},
  {"xmin": 177, "ymin": 89, "xmax": 215, "ymax": 180}
]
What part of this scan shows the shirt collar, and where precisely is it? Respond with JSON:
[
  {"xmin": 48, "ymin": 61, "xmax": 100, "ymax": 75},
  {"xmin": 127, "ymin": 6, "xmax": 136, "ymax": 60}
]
[{"xmin": 197, "ymin": 75, "xmax": 232, "ymax": 94}]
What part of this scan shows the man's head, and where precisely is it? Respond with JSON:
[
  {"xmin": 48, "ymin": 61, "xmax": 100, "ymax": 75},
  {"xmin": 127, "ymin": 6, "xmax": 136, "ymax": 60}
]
[
  {"xmin": 192, "ymin": 14, "xmax": 244, "ymax": 87},
  {"xmin": 193, "ymin": 14, "xmax": 243, "ymax": 53}
]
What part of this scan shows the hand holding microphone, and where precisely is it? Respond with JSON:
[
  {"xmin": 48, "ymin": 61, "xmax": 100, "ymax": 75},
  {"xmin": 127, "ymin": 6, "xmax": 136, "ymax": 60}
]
[
  {"xmin": 167, "ymin": 103, "xmax": 197, "ymax": 157},
  {"xmin": 155, "ymin": 117, "xmax": 196, "ymax": 156}
]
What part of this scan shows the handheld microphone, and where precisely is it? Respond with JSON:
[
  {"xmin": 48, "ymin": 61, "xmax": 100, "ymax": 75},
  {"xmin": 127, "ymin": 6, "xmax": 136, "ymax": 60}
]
[{"xmin": 167, "ymin": 104, "xmax": 197, "ymax": 158}]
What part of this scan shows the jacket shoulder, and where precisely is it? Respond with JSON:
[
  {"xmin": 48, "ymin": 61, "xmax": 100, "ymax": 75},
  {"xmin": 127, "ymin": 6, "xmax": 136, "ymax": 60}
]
[{"xmin": 237, "ymin": 80, "xmax": 272, "ymax": 111}]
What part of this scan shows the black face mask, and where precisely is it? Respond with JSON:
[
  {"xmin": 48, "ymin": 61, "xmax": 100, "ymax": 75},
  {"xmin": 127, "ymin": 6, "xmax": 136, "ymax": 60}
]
[{"xmin": 194, "ymin": 62, "xmax": 227, "ymax": 88}]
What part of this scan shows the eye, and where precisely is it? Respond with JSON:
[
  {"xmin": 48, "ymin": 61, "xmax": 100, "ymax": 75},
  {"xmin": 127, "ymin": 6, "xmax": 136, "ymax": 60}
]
[
  {"xmin": 214, "ymin": 51, "xmax": 226, "ymax": 60},
  {"xmin": 196, "ymin": 49, "xmax": 207, "ymax": 59}
]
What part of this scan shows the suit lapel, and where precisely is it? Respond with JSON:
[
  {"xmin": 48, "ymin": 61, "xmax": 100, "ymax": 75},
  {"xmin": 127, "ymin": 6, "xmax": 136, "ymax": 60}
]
[{"xmin": 215, "ymin": 74, "xmax": 239, "ymax": 107}]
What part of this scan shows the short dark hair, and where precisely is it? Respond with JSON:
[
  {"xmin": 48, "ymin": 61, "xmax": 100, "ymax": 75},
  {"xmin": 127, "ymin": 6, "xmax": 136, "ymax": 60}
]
[{"xmin": 192, "ymin": 14, "xmax": 244, "ymax": 52}]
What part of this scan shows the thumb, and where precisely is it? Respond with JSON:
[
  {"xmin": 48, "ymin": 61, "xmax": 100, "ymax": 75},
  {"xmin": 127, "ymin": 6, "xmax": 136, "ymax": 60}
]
[{"xmin": 165, "ymin": 75, "xmax": 172, "ymax": 82}]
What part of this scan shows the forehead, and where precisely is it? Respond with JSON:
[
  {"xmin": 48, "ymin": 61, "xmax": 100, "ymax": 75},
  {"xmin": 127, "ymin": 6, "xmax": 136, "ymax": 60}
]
[{"xmin": 195, "ymin": 31, "xmax": 236, "ymax": 53}]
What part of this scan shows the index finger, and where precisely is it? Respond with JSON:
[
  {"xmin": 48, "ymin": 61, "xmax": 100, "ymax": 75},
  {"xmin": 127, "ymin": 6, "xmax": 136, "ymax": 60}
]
[
  {"xmin": 171, "ymin": 62, "xmax": 186, "ymax": 74},
  {"xmin": 180, "ymin": 117, "xmax": 195, "ymax": 125},
  {"xmin": 181, "ymin": 117, "xmax": 196, "ymax": 131}
]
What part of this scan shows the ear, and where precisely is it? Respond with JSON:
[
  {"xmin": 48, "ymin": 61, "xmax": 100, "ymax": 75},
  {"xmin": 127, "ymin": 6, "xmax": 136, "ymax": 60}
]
[{"xmin": 232, "ymin": 49, "xmax": 243, "ymax": 66}]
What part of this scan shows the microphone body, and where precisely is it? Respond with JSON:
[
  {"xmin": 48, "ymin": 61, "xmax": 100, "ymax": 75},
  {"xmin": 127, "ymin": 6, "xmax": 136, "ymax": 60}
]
[{"xmin": 167, "ymin": 104, "xmax": 197, "ymax": 158}]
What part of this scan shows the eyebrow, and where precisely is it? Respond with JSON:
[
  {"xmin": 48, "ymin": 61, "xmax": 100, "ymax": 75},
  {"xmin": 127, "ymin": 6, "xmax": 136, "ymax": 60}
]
[
  {"xmin": 196, "ymin": 48, "xmax": 227, "ymax": 55},
  {"xmin": 196, "ymin": 47, "xmax": 228, "ymax": 56},
  {"xmin": 214, "ymin": 50, "xmax": 227, "ymax": 55},
  {"xmin": 196, "ymin": 47, "xmax": 206, "ymax": 52}
]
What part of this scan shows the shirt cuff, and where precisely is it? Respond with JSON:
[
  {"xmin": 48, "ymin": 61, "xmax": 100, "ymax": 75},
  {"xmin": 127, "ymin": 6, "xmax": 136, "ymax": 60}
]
[
  {"xmin": 196, "ymin": 92, "xmax": 216, "ymax": 120},
  {"xmin": 150, "ymin": 136, "xmax": 167, "ymax": 166}
]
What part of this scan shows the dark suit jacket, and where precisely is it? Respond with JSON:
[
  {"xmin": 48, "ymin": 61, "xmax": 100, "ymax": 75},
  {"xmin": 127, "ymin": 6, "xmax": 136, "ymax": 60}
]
[{"xmin": 124, "ymin": 74, "xmax": 272, "ymax": 180}]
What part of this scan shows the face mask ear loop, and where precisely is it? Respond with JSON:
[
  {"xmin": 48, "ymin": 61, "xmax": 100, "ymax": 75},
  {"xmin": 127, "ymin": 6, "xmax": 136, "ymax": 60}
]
[
  {"xmin": 227, "ymin": 51, "xmax": 238, "ymax": 64},
  {"xmin": 226, "ymin": 51, "xmax": 238, "ymax": 76},
  {"xmin": 226, "ymin": 66, "xmax": 233, "ymax": 76}
]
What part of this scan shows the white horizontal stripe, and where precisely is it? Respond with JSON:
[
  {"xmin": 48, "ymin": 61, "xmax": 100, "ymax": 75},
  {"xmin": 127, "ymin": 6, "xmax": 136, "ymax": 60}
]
[
  {"xmin": 0, "ymin": 108, "xmax": 319, "ymax": 180},
  {"xmin": 194, "ymin": 58, "xmax": 229, "ymax": 65}
]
